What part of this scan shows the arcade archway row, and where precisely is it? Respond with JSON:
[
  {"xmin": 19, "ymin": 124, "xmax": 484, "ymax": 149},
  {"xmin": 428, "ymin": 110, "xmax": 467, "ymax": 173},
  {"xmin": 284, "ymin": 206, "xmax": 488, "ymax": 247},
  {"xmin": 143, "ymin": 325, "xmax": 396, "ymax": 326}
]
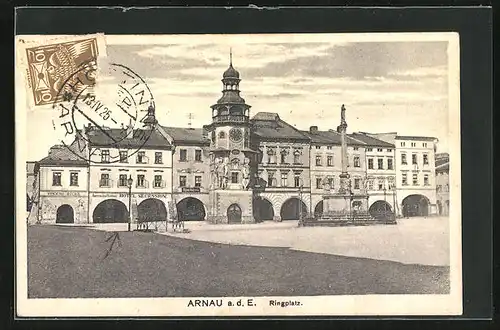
[
  {"xmin": 90, "ymin": 197, "xmax": 207, "ymax": 223},
  {"xmin": 253, "ymin": 197, "xmax": 308, "ymax": 221}
]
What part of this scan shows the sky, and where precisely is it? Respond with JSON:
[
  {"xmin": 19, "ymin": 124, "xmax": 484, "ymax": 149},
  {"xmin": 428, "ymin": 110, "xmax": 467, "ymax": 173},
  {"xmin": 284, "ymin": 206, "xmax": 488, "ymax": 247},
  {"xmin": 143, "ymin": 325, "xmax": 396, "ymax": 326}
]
[{"xmin": 23, "ymin": 33, "xmax": 454, "ymax": 161}]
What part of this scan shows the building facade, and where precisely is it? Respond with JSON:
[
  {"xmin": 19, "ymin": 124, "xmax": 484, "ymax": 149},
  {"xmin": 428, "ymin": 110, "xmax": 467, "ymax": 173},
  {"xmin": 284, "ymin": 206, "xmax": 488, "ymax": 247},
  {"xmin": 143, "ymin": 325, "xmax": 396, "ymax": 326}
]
[
  {"xmin": 435, "ymin": 153, "xmax": 450, "ymax": 216},
  {"xmin": 27, "ymin": 57, "xmax": 443, "ymax": 225}
]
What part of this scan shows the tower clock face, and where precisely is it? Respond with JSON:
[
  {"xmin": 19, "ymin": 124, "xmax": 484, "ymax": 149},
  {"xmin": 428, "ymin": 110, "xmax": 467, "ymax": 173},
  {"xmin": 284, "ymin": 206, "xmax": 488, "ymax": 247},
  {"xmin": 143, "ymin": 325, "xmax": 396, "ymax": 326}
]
[{"xmin": 229, "ymin": 128, "xmax": 243, "ymax": 143}]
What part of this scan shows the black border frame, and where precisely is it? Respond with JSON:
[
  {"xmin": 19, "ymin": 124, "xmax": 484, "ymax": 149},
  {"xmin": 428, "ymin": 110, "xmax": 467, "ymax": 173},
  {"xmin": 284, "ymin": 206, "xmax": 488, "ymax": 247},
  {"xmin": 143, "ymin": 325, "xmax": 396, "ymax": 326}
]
[{"xmin": 5, "ymin": 5, "xmax": 493, "ymax": 326}]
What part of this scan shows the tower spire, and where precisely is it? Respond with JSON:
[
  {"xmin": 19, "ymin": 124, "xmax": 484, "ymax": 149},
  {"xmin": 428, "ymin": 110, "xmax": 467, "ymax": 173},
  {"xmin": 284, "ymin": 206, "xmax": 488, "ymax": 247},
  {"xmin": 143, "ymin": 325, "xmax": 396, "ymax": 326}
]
[{"xmin": 229, "ymin": 47, "xmax": 233, "ymax": 66}]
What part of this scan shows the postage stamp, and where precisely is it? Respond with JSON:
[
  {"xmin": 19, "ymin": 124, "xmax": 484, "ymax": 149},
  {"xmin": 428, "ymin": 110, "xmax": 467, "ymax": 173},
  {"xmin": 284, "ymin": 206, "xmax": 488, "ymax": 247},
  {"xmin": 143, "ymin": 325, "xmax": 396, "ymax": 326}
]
[
  {"xmin": 16, "ymin": 32, "xmax": 463, "ymax": 318},
  {"xmin": 17, "ymin": 34, "xmax": 107, "ymax": 107}
]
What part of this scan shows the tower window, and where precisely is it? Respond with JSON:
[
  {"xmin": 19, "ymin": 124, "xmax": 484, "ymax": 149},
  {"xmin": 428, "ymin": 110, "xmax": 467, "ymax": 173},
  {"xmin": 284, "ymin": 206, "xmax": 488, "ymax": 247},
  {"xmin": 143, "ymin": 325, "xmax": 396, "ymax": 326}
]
[{"xmin": 231, "ymin": 172, "xmax": 239, "ymax": 184}]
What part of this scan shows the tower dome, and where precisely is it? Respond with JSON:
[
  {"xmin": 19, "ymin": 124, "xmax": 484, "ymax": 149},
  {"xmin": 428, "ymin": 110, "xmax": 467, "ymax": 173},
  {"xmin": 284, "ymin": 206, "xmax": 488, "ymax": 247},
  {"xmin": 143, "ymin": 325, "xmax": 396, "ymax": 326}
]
[{"xmin": 223, "ymin": 64, "xmax": 240, "ymax": 79}]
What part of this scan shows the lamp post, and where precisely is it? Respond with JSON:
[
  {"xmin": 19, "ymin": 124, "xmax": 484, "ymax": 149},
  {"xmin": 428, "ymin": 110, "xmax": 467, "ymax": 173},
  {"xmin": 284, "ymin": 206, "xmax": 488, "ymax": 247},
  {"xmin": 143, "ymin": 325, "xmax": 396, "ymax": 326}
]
[
  {"xmin": 348, "ymin": 179, "xmax": 353, "ymax": 221},
  {"xmin": 127, "ymin": 175, "xmax": 133, "ymax": 232}
]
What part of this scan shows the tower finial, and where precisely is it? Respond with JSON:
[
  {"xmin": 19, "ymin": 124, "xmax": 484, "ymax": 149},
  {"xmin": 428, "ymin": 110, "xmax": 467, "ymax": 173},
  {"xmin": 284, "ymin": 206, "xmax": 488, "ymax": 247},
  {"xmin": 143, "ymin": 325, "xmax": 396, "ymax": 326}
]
[{"xmin": 229, "ymin": 47, "xmax": 233, "ymax": 66}]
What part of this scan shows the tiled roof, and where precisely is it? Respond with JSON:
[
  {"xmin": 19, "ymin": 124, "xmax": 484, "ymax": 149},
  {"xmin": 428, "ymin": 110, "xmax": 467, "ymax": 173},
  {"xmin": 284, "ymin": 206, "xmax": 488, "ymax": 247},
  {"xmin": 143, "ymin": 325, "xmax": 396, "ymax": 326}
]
[
  {"xmin": 301, "ymin": 130, "xmax": 365, "ymax": 146},
  {"xmin": 436, "ymin": 162, "xmax": 449, "ymax": 173},
  {"xmin": 87, "ymin": 128, "xmax": 172, "ymax": 149},
  {"xmin": 349, "ymin": 133, "xmax": 395, "ymax": 148},
  {"xmin": 160, "ymin": 126, "xmax": 210, "ymax": 145},
  {"xmin": 436, "ymin": 157, "xmax": 449, "ymax": 167},
  {"xmin": 251, "ymin": 112, "xmax": 310, "ymax": 141},
  {"xmin": 396, "ymin": 135, "xmax": 437, "ymax": 141},
  {"xmin": 38, "ymin": 138, "xmax": 88, "ymax": 166}
]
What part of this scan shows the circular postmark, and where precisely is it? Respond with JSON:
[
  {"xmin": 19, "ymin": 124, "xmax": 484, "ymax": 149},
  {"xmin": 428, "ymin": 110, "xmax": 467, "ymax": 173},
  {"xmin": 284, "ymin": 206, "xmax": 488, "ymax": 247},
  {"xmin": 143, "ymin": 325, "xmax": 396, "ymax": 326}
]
[{"xmin": 52, "ymin": 60, "xmax": 157, "ymax": 164}]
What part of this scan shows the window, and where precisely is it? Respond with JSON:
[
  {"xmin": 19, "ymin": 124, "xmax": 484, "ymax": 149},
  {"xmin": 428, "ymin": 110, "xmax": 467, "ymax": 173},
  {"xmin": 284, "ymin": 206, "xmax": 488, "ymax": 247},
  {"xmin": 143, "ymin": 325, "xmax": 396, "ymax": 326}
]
[
  {"xmin": 402, "ymin": 173, "xmax": 408, "ymax": 185},
  {"xmin": 195, "ymin": 176, "xmax": 202, "ymax": 188},
  {"xmin": 367, "ymin": 148, "xmax": 373, "ymax": 152},
  {"xmin": 154, "ymin": 175, "xmax": 162, "ymax": 188},
  {"xmin": 327, "ymin": 146, "xmax": 332, "ymax": 150},
  {"xmin": 218, "ymin": 131, "xmax": 226, "ymax": 139},
  {"xmin": 400, "ymin": 142, "xmax": 405, "ymax": 147},
  {"xmin": 328, "ymin": 177, "xmax": 334, "ymax": 188},
  {"xmin": 411, "ymin": 142, "xmax": 416, "ymax": 147},
  {"xmin": 387, "ymin": 158, "xmax": 394, "ymax": 170},
  {"xmin": 100, "ymin": 173, "xmax": 110, "ymax": 187},
  {"xmin": 412, "ymin": 173, "xmax": 418, "ymax": 185},
  {"xmin": 368, "ymin": 158, "xmax": 374, "ymax": 169},
  {"xmin": 423, "ymin": 154, "xmax": 429, "ymax": 165},
  {"xmin": 412, "ymin": 153, "xmax": 417, "ymax": 165},
  {"xmin": 436, "ymin": 184, "xmax": 441, "ymax": 192},
  {"xmin": 387, "ymin": 149, "xmax": 392, "ymax": 152},
  {"xmin": 267, "ymin": 148, "xmax": 277, "ymax": 164},
  {"xmin": 315, "ymin": 155, "xmax": 322, "ymax": 166},
  {"xmin": 423, "ymin": 142, "xmax": 428, "ymax": 148},
  {"xmin": 327, "ymin": 156, "xmax": 333, "ymax": 166},
  {"xmin": 401, "ymin": 153, "xmax": 407, "ymax": 165},
  {"xmin": 354, "ymin": 178, "xmax": 360, "ymax": 189},
  {"xmin": 354, "ymin": 147, "xmax": 359, "ymax": 151},
  {"xmin": 315, "ymin": 146, "xmax": 321, "ymax": 149},
  {"xmin": 195, "ymin": 150, "xmax": 202, "ymax": 162},
  {"xmin": 52, "ymin": 172, "xmax": 62, "ymax": 186},
  {"xmin": 280, "ymin": 150, "xmax": 287, "ymax": 164},
  {"xmin": 316, "ymin": 177, "xmax": 323, "ymax": 189},
  {"xmin": 231, "ymin": 172, "xmax": 239, "ymax": 184},
  {"xmin": 101, "ymin": 149, "xmax": 110, "ymax": 163},
  {"xmin": 354, "ymin": 156, "xmax": 360, "ymax": 168},
  {"xmin": 377, "ymin": 148, "xmax": 383, "ymax": 152},
  {"xmin": 179, "ymin": 149, "xmax": 187, "ymax": 162},
  {"xmin": 281, "ymin": 172, "xmax": 288, "ymax": 187},
  {"xmin": 294, "ymin": 174, "xmax": 301, "ymax": 187},
  {"xmin": 378, "ymin": 179, "xmax": 384, "ymax": 190},
  {"xmin": 293, "ymin": 150, "xmax": 301, "ymax": 164},
  {"xmin": 118, "ymin": 174, "xmax": 128, "ymax": 187},
  {"xmin": 155, "ymin": 152, "xmax": 163, "ymax": 164},
  {"xmin": 137, "ymin": 174, "xmax": 145, "ymax": 187},
  {"xmin": 70, "ymin": 172, "xmax": 78, "ymax": 186},
  {"xmin": 368, "ymin": 179, "xmax": 374, "ymax": 191},
  {"xmin": 424, "ymin": 174, "xmax": 429, "ymax": 186},
  {"xmin": 377, "ymin": 158, "xmax": 383, "ymax": 170},
  {"xmin": 179, "ymin": 175, "xmax": 186, "ymax": 187},
  {"xmin": 137, "ymin": 151, "xmax": 146, "ymax": 164},
  {"xmin": 119, "ymin": 151, "xmax": 128, "ymax": 163},
  {"xmin": 267, "ymin": 172, "xmax": 275, "ymax": 187}
]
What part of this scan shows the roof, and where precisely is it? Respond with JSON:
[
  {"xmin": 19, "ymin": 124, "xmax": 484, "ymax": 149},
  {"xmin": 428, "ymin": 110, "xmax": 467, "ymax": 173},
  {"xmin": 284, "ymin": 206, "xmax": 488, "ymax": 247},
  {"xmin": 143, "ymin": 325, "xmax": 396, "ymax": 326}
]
[
  {"xmin": 436, "ymin": 157, "xmax": 449, "ymax": 168},
  {"xmin": 87, "ymin": 128, "xmax": 172, "ymax": 149},
  {"xmin": 436, "ymin": 162, "xmax": 449, "ymax": 173},
  {"xmin": 216, "ymin": 91, "xmax": 246, "ymax": 104},
  {"xmin": 396, "ymin": 135, "xmax": 438, "ymax": 141},
  {"xmin": 301, "ymin": 130, "xmax": 365, "ymax": 146},
  {"xmin": 251, "ymin": 112, "xmax": 310, "ymax": 141},
  {"xmin": 223, "ymin": 64, "xmax": 240, "ymax": 79},
  {"xmin": 349, "ymin": 133, "xmax": 395, "ymax": 148},
  {"xmin": 38, "ymin": 138, "xmax": 89, "ymax": 167},
  {"xmin": 161, "ymin": 126, "xmax": 210, "ymax": 146}
]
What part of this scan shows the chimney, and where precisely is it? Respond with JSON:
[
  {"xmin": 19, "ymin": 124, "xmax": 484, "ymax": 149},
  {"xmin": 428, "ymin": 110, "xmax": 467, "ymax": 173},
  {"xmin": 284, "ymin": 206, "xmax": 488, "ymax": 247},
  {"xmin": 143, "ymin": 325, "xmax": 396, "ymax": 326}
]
[
  {"xmin": 126, "ymin": 119, "xmax": 134, "ymax": 139},
  {"xmin": 309, "ymin": 126, "xmax": 318, "ymax": 133}
]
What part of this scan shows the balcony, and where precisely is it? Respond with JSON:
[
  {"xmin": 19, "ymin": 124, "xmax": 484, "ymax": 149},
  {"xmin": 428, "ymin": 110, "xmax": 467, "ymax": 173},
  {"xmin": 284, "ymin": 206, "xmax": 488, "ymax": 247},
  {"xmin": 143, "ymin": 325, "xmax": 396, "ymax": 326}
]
[
  {"xmin": 152, "ymin": 180, "xmax": 167, "ymax": 189},
  {"xmin": 212, "ymin": 115, "xmax": 249, "ymax": 123},
  {"xmin": 136, "ymin": 180, "xmax": 149, "ymax": 189},
  {"xmin": 99, "ymin": 179, "xmax": 113, "ymax": 188}
]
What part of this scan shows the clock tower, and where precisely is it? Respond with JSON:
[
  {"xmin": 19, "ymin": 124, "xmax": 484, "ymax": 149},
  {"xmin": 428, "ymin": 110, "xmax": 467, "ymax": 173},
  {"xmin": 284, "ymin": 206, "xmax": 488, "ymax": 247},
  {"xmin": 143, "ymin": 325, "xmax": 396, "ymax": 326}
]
[{"xmin": 204, "ymin": 50, "xmax": 256, "ymax": 224}]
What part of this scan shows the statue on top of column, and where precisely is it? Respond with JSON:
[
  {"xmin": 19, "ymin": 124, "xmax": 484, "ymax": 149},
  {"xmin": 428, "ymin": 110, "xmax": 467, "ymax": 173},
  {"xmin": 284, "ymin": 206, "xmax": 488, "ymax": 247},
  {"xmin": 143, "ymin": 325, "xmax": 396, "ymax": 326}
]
[{"xmin": 341, "ymin": 104, "xmax": 347, "ymax": 125}]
